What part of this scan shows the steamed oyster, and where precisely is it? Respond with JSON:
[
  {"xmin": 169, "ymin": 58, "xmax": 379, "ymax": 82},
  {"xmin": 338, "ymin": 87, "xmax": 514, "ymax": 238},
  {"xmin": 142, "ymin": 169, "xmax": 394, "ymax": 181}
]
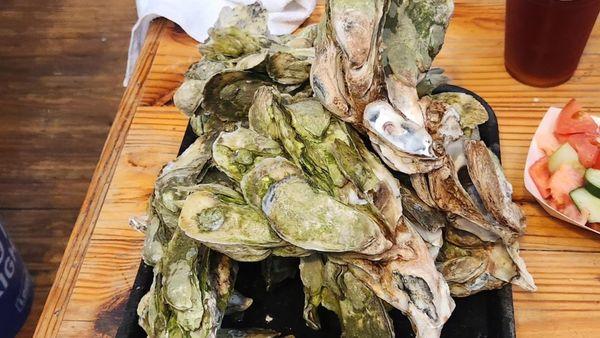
[
  {"xmin": 311, "ymin": 0, "xmax": 454, "ymax": 175},
  {"xmin": 138, "ymin": 232, "xmax": 238, "ymax": 337},
  {"xmin": 137, "ymin": 1, "xmax": 540, "ymax": 337},
  {"xmin": 364, "ymin": 100, "xmax": 444, "ymax": 174},
  {"xmin": 413, "ymin": 96, "xmax": 535, "ymax": 296},
  {"xmin": 320, "ymin": 260, "xmax": 395, "ymax": 338},
  {"xmin": 263, "ymin": 175, "xmax": 392, "ymax": 255},
  {"xmin": 299, "ymin": 255, "xmax": 325, "ymax": 330},
  {"xmin": 213, "ymin": 127, "xmax": 283, "ymax": 181},
  {"xmin": 178, "ymin": 184, "xmax": 286, "ymax": 261},
  {"xmin": 381, "ymin": 0, "xmax": 454, "ymax": 127},
  {"xmin": 334, "ymin": 217, "xmax": 454, "ymax": 338},
  {"xmin": 310, "ymin": 0, "xmax": 386, "ymax": 125},
  {"xmin": 174, "ymin": 2, "xmax": 317, "ymax": 121}
]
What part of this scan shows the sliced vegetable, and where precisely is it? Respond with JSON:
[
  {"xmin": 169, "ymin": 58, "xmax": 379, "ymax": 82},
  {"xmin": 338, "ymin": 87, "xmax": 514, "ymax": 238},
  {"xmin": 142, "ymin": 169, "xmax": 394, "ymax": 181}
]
[
  {"xmin": 548, "ymin": 143, "xmax": 583, "ymax": 173},
  {"xmin": 595, "ymin": 154, "xmax": 600, "ymax": 170},
  {"xmin": 529, "ymin": 156, "xmax": 552, "ymax": 198},
  {"xmin": 536, "ymin": 129, "xmax": 560, "ymax": 155},
  {"xmin": 567, "ymin": 133, "xmax": 600, "ymax": 168},
  {"xmin": 570, "ymin": 188, "xmax": 600, "ymax": 223},
  {"xmin": 554, "ymin": 99, "xmax": 598, "ymax": 136},
  {"xmin": 585, "ymin": 168, "xmax": 600, "ymax": 198},
  {"xmin": 555, "ymin": 133, "xmax": 570, "ymax": 144},
  {"xmin": 549, "ymin": 164, "xmax": 584, "ymax": 206},
  {"xmin": 561, "ymin": 201, "xmax": 589, "ymax": 224}
]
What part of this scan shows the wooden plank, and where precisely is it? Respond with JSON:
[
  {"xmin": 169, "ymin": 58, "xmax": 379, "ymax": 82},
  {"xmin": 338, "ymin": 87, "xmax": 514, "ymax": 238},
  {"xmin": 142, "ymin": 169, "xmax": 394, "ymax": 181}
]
[
  {"xmin": 514, "ymin": 250, "xmax": 600, "ymax": 338},
  {"xmin": 33, "ymin": 19, "xmax": 168, "ymax": 338},
  {"xmin": 0, "ymin": 0, "xmax": 136, "ymax": 335},
  {"xmin": 42, "ymin": 0, "xmax": 600, "ymax": 337}
]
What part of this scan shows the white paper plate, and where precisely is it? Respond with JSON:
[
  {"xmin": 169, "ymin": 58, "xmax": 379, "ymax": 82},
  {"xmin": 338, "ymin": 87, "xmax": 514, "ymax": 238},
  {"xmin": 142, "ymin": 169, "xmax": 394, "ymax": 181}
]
[{"xmin": 523, "ymin": 107, "xmax": 600, "ymax": 236}]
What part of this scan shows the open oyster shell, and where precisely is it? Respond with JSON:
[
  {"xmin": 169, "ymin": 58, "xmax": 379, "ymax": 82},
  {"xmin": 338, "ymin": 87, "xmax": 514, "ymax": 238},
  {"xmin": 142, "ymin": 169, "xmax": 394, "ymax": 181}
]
[{"xmin": 333, "ymin": 218, "xmax": 455, "ymax": 338}]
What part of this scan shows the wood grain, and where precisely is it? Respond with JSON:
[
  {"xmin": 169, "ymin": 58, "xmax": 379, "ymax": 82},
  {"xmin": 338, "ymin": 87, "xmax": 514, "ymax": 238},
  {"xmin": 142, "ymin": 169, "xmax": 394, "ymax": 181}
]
[
  {"xmin": 0, "ymin": 0, "xmax": 136, "ymax": 336},
  {"xmin": 34, "ymin": 19, "xmax": 168, "ymax": 338},
  {"xmin": 39, "ymin": 1, "xmax": 600, "ymax": 337}
]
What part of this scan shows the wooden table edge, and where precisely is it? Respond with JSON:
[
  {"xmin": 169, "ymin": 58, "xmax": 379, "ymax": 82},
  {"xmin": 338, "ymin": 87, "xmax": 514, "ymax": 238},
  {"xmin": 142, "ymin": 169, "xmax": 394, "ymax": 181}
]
[{"xmin": 34, "ymin": 19, "xmax": 168, "ymax": 338}]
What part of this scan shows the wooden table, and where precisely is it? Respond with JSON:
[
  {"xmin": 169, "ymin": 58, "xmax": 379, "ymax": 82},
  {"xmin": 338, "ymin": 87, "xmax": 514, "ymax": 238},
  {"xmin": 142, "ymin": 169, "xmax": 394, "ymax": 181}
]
[{"xmin": 35, "ymin": 1, "xmax": 600, "ymax": 337}]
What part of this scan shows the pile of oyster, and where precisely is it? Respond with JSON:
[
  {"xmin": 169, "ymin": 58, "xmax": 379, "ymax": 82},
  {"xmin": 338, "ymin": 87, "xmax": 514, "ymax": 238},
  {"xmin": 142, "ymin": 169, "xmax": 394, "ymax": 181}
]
[{"xmin": 134, "ymin": 2, "xmax": 535, "ymax": 337}]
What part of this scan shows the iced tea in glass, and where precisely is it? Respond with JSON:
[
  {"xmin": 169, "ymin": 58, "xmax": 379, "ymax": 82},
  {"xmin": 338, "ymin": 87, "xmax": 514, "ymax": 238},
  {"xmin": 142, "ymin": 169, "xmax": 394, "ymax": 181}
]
[{"xmin": 505, "ymin": 0, "xmax": 600, "ymax": 87}]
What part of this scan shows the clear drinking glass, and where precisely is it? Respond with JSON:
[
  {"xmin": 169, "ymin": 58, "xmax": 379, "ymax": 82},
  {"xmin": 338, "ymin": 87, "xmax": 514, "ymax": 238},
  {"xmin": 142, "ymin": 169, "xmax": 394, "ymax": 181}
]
[{"xmin": 505, "ymin": 0, "xmax": 600, "ymax": 87}]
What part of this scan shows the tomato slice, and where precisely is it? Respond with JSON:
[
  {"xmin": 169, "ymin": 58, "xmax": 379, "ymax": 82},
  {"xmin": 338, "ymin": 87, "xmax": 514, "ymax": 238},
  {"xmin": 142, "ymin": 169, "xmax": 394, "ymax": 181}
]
[
  {"xmin": 594, "ymin": 153, "xmax": 600, "ymax": 170},
  {"xmin": 554, "ymin": 99, "xmax": 598, "ymax": 135},
  {"xmin": 536, "ymin": 129, "xmax": 560, "ymax": 155},
  {"xmin": 549, "ymin": 163, "xmax": 584, "ymax": 206},
  {"xmin": 567, "ymin": 133, "xmax": 600, "ymax": 168},
  {"xmin": 529, "ymin": 156, "xmax": 552, "ymax": 198}
]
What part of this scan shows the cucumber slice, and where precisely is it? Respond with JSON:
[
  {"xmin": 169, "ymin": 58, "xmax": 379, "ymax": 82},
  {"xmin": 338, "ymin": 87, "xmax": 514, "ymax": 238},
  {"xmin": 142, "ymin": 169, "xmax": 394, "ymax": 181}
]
[
  {"xmin": 570, "ymin": 188, "xmax": 600, "ymax": 223},
  {"xmin": 548, "ymin": 143, "xmax": 582, "ymax": 173},
  {"xmin": 585, "ymin": 168, "xmax": 600, "ymax": 198}
]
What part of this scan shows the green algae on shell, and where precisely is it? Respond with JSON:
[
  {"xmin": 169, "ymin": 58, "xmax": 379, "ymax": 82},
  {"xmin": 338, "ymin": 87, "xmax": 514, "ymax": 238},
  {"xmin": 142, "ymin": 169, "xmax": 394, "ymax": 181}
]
[
  {"xmin": 213, "ymin": 127, "xmax": 283, "ymax": 182},
  {"xmin": 261, "ymin": 176, "xmax": 392, "ymax": 255},
  {"xmin": 178, "ymin": 184, "xmax": 284, "ymax": 249}
]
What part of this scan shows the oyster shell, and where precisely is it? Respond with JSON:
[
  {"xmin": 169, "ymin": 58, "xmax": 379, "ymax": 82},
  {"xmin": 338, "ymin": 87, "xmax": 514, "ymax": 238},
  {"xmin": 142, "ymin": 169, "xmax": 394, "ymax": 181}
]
[
  {"xmin": 464, "ymin": 140, "xmax": 525, "ymax": 237},
  {"xmin": 364, "ymin": 100, "xmax": 434, "ymax": 157},
  {"xmin": 174, "ymin": 59, "xmax": 230, "ymax": 116},
  {"xmin": 437, "ymin": 238, "xmax": 535, "ymax": 297},
  {"xmin": 200, "ymin": 1, "xmax": 270, "ymax": 62},
  {"xmin": 213, "ymin": 127, "xmax": 283, "ymax": 181},
  {"xmin": 240, "ymin": 156, "xmax": 303, "ymax": 208},
  {"xmin": 138, "ymin": 232, "xmax": 238, "ymax": 337},
  {"xmin": 336, "ymin": 221, "xmax": 455, "ymax": 338},
  {"xmin": 409, "ymin": 174, "xmax": 437, "ymax": 208},
  {"xmin": 202, "ymin": 71, "xmax": 272, "ymax": 121},
  {"xmin": 382, "ymin": 0, "xmax": 454, "ymax": 127},
  {"xmin": 399, "ymin": 184, "xmax": 446, "ymax": 257},
  {"xmin": 137, "ymin": 272, "xmax": 170, "ymax": 336},
  {"xmin": 284, "ymin": 24, "xmax": 319, "ymax": 48},
  {"xmin": 213, "ymin": 2, "xmax": 269, "ymax": 36},
  {"xmin": 263, "ymin": 176, "xmax": 392, "ymax": 255},
  {"xmin": 430, "ymin": 92, "xmax": 489, "ymax": 134},
  {"xmin": 310, "ymin": 0, "xmax": 386, "ymax": 125},
  {"xmin": 178, "ymin": 184, "xmax": 286, "ymax": 260},
  {"xmin": 427, "ymin": 156, "xmax": 519, "ymax": 244},
  {"xmin": 416, "ymin": 68, "xmax": 449, "ymax": 98},
  {"xmin": 299, "ymin": 255, "xmax": 325, "ymax": 330},
  {"xmin": 226, "ymin": 290, "xmax": 253, "ymax": 314},
  {"xmin": 267, "ymin": 49, "xmax": 313, "ymax": 85},
  {"xmin": 320, "ymin": 260, "xmax": 395, "ymax": 338}
]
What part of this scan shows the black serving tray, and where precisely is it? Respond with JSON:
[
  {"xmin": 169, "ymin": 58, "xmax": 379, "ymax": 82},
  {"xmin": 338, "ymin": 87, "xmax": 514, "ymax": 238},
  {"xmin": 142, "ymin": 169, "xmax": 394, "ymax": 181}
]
[{"xmin": 116, "ymin": 85, "xmax": 515, "ymax": 338}]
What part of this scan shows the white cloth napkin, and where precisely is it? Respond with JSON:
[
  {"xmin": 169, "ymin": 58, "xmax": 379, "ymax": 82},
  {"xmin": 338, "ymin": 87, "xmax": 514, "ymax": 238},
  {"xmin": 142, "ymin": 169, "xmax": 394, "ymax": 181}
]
[{"xmin": 124, "ymin": 0, "xmax": 317, "ymax": 85}]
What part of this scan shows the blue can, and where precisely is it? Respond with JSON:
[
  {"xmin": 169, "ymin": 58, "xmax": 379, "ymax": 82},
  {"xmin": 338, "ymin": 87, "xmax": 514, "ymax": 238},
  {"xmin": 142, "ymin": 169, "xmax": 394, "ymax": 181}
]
[{"xmin": 0, "ymin": 223, "xmax": 34, "ymax": 338}]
